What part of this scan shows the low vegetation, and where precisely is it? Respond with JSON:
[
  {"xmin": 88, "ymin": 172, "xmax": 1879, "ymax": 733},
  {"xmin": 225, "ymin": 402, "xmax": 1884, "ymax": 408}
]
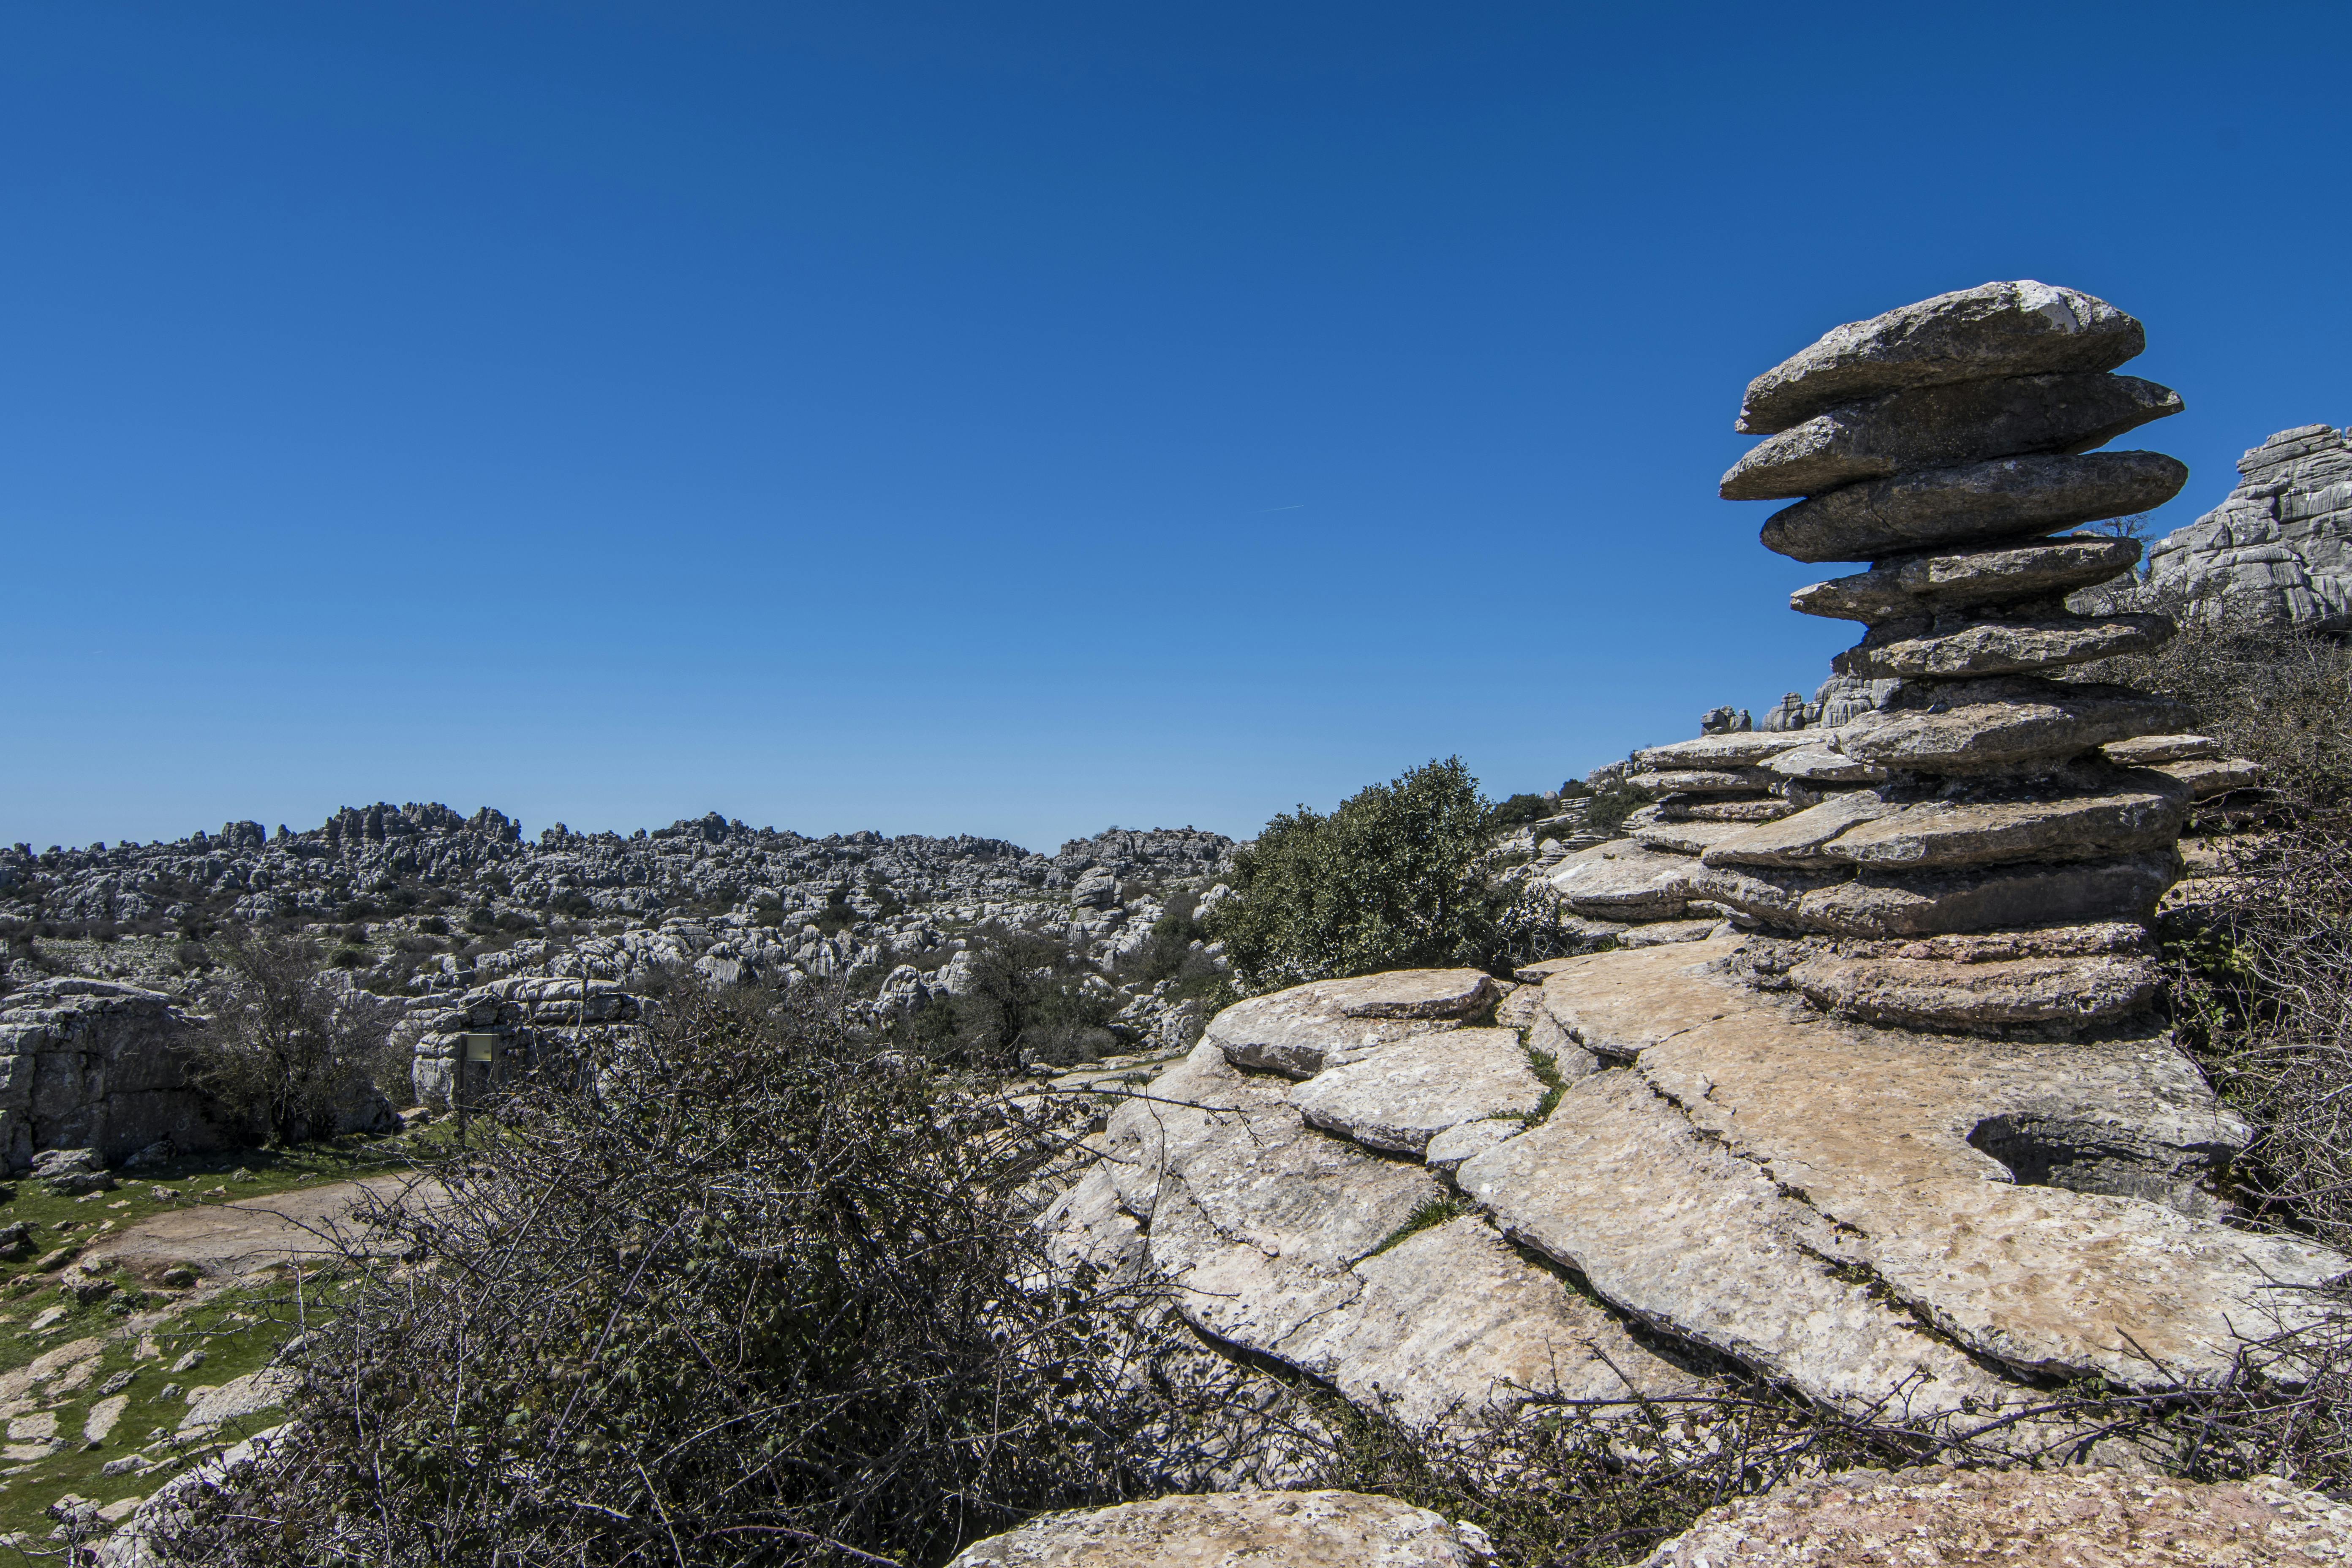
[{"xmin": 1203, "ymin": 757, "xmax": 1575, "ymax": 994}]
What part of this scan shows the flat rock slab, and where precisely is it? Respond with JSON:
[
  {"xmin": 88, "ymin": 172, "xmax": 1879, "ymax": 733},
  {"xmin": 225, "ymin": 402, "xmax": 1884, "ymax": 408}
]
[
  {"xmin": 1546, "ymin": 844, "xmax": 1699, "ymax": 920},
  {"xmin": 1695, "ymin": 853, "xmax": 2177, "ymax": 937},
  {"xmin": 1535, "ymin": 940, "xmax": 2347, "ymax": 1390},
  {"xmin": 1631, "ymin": 821, "xmax": 1751, "ymax": 856},
  {"xmin": 1788, "ymin": 952, "xmax": 2161, "ymax": 1029},
  {"xmin": 1204, "ymin": 969, "xmax": 1496, "ymax": 1079},
  {"xmin": 1424, "ymin": 1118, "xmax": 1522, "ymax": 1174},
  {"xmin": 2105, "ymin": 732, "xmax": 2220, "ymax": 765},
  {"xmin": 1459, "ymin": 1069, "xmax": 2023, "ymax": 1425},
  {"xmin": 949, "ymin": 1490, "xmax": 1482, "ymax": 1568},
  {"xmin": 1833, "ymin": 613, "xmax": 2174, "ymax": 679},
  {"xmin": 1761, "ymin": 450, "xmax": 2187, "ymax": 563},
  {"xmin": 1293, "ymin": 1028, "xmax": 1543, "ymax": 1155},
  {"xmin": 1701, "ymin": 789, "xmax": 1899, "ymax": 868},
  {"xmin": 2160, "ymin": 755, "xmax": 2267, "ymax": 799},
  {"xmin": 1707, "ymin": 778, "xmax": 2186, "ymax": 873},
  {"xmin": 1835, "ymin": 679, "xmax": 2186, "ymax": 773},
  {"xmin": 1722, "ymin": 372, "xmax": 2179, "ymax": 501},
  {"xmin": 1794, "ymin": 536, "xmax": 2145, "ymax": 623},
  {"xmin": 1631, "ymin": 733, "xmax": 1820, "ymax": 770},
  {"xmin": 1065, "ymin": 1038, "xmax": 1690, "ymax": 1426},
  {"xmin": 1625, "ymin": 769, "xmax": 1767, "ymax": 798},
  {"xmin": 1640, "ymin": 1467, "xmax": 2352, "ymax": 1568}
]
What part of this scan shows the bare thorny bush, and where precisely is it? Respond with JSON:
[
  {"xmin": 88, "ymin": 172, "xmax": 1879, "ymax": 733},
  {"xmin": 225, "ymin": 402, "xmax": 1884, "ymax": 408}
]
[
  {"xmin": 185, "ymin": 927, "xmax": 392, "ymax": 1145},
  {"xmin": 157, "ymin": 979, "xmax": 1309, "ymax": 1567}
]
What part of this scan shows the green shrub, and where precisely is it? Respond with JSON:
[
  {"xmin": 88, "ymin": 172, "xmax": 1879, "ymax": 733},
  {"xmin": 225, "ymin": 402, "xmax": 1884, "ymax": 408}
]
[
  {"xmin": 1489, "ymin": 792, "xmax": 1555, "ymax": 828},
  {"xmin": 1206, "ymin": 757, "xmax": 1512, "ymax": 993}
]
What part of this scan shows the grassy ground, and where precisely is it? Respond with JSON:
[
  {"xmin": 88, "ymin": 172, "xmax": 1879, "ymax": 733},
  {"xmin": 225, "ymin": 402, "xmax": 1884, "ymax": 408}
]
[{"xmin": 0, "ymin": 1125, "xmax": 456, "ymax": 1550}]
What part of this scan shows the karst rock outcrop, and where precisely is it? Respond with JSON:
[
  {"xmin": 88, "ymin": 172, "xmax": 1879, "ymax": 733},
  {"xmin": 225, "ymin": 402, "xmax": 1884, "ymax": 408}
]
[
  {"xmin": 2144, "ymin": 422, "xmax": 2352, "ymax": 632},
  {"xmin": 1045, "ymin": 282, "xmax": 2349, "ymax": 1456}
]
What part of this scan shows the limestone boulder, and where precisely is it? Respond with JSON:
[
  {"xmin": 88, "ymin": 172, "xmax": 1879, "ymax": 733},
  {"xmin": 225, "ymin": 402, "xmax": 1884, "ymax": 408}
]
[
  {"xmin": 1701, "ymin": 790, "xmax": 1900, "ymax": 868},
  {"xmin": 1762, "ymin": 779, "xmax": 2188, "ymax": 872},
  {"xmin": 2145, "ymin": 422, "xmax": 2352, "ymax": 632},
  {"xmin": 947, "ymin": 1490, "xmax": 1486, "ymax": 1568},
  {"xmin": 1832, "ymin": 612, "xmax": 2173, "ymax": 679},
  {"xmin": 1292, "ymin": 1028, "xmax": 1543, "ymax": 1156},
  {"xmin": 2103, "ymin": 732, "xmax": 2219, "ymax": 765},
  {"xmin": 1735, "ymin": 280, "xmax": 2146, "ymax": 434},
  {"xmin": 1546, "ymin": 844, "xmax": 1699, "ymax": 921},
  {"xmin": 1630, "ymin": 732, "xmax": 1820, "ymax": 770},
  {"xmin": 1722, "ymin": 373, "xmax": 2180, "ymax": 501},
  {"xmin": 0, "ymin": 980, "xmax": 230, "ymax": 1172},
  {"xmin": 1639, "ymin": 1468, "xmax": 2352, "ymax": 1568},
  {"xmin": 2159, "ymin": 755, "xmax": 2266, "ymax": 799},
  {"xmin": 1696, "ymin": 853, "xmax": 2176, "ymax": 937},
  {"xmin": 1793, "ymin": 536, "xmax": 2144, "ymax": 623},
  {"xmin": 1623, "ymin": 769, "xmax": 1767, "ymax": 798},
  {"xmin": 1203, "ymin": 970, "xmax": 1495, "ymax": 1079},
  {"xmin": 1761, "ymin": 450, "xmax": 2187, "ymax": 563}
]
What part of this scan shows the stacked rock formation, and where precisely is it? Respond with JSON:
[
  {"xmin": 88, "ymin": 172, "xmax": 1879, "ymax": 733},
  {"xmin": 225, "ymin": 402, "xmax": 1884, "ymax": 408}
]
[{"xmin": 1607, "ymin": 281, "xmax": 2224, "ymax": 1032}]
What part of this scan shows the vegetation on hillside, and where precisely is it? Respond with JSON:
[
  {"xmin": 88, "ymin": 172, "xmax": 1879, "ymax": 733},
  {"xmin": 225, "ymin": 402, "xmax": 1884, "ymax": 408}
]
[{"xmin": 1202, "ymin": 757, "xmax": 1573, "ymax": 994}]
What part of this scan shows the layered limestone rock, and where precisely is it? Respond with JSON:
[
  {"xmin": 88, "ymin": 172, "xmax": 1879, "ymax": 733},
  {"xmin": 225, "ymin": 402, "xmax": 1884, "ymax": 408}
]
[
  {"xmin": 1640, "ymin": 1467, "xmax": 2352, "ymax": 1568},
  {"xmin": 948, "ymin": 1490, "xmax": 1492, "ymax": 1568},
  {"xmin": 2144, "ymin": 422, "xmax": 2352, "ymax": 632},
  {"xmin": 0, "ymin": 980, "xmax": 230, "ymax": 1171}
]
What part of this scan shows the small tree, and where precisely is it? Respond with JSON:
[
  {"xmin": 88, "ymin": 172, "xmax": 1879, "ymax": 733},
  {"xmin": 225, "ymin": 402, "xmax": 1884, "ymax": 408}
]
[
  {"xmin": 1206, "ymin": 757, "xmax": 1508, "ymax": 993},
  {"xmin": 187, "ymin": 928, "xmax": 388, "ymax": 1145}
]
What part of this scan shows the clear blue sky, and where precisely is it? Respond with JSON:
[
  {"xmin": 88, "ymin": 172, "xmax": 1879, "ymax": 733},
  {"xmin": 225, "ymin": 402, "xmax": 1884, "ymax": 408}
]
[{"xmin": 4, "ymin": 3, "xmax": 2347, "ymax": 853}]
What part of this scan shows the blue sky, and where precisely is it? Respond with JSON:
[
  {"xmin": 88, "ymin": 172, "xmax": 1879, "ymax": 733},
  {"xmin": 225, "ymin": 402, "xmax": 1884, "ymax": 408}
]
[{"xmin": 4, "ymin": 2, "xmax": 2347, "ymax": 852}]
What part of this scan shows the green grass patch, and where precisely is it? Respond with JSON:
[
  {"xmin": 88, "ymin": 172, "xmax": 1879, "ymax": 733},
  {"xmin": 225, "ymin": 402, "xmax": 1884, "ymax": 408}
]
[
  {"xmin": 1523, "ymin": 1045, "xmax": 1567, "ymax": 1125},
  {"xmin": 1369, "ymin": 1193, "xmax": 1470, "ymax": 1257}
]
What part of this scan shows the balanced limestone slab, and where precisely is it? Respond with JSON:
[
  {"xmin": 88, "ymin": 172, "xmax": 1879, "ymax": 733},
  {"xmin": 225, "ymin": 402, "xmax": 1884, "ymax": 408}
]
[
  {"xmin": 1204, "ymin": 969, "xmax": 1496, "ymax": 1078},
  {"xmin": 1760, "ymin": 451, "xmax": 2188, "ymax": 563},
  {"xmin": 1624, "ymin": 768, "xmax": 1766, "ymax": 798},
  {"xmin": 1736, "ymin": 280, "xmax": 2146, "ymax": 434},
  {"xmin": 1722, "ymin": 373, "xmax": 2180, "ymax": 501},
  {"xmin": 1631, "ymin": 820, "xmax": 1752, "ymax": 856},
  {"xmin": 1786, "ymin": 952, "xmax": 2161, "ymax": 1029},
  {"xmin": 1630, "ymin": 732, "xmax": 1820, "ymax": 770},
  {"xmin": 1810, "ymin": 781, "xmax": 2187, "ymax": 870},
  {"xmin": 2158, "ymin": 756, "xmax": 2266, "ymax": 799},
  {"xmin": 1792, "ymin": 536, "xmax": 2144, "ymax": 623},
  {"xmin": 1292, "ymin": 1028, "xmax": 1543, "ymax": 1156},
  {"xmin": 1832, "ymin": 613, "xmax": 2173, "ymax": 679},
  {"xmin": 1835, "ymin": 680, "xmax": 2186, "ymax": 773},
  {"xmin": 2103, "ymin": 732, "xmax": 2219, "ymax": 765},
  {"xmin": 1700, "ymin": 789, "xmax": 1898, "ymax": 868},
  {"xmin": 1695, "ymin": 854, "xmax": 2176, "ymax": 936},
  {"xmin": 1546, "ymin": 843, "xmax": 1698, "ymax": 921}
]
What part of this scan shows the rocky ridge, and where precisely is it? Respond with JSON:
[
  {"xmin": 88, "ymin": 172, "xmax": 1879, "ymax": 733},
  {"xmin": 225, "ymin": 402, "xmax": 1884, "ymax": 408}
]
[
  {"xmin": 2142, "ymin": 422, "xmax": 2352, "ymax": 632},
  {"xmin": 1043, "ymin": 284, "xmax": 2349, "ymax": 1487}
]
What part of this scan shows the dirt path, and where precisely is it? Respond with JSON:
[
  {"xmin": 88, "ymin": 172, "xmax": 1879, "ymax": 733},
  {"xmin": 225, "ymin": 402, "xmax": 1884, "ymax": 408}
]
[{"xmin": 82, "ymin": 1172, "xmax": 446, "ymax": 1279}]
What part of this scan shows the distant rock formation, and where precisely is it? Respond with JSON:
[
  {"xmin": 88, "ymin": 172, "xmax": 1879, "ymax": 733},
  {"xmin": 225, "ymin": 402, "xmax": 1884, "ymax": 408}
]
[{"xmin": 2145, "ymin": 422, "xmax": 2352, "ymax": 631}]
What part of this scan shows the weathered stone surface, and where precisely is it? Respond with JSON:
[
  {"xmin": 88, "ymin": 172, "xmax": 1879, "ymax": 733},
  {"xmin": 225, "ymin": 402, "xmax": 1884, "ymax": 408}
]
[
  {"xmin": 948, "ymin": 1490, "xmax": 1484, "ymax": 1568},
  {"xmin": 0, "ymin": 980, "xmax": 231, "ymax": 1172},
  {"xmin": 1861, "ymin": 921, "xmax": 2150, "ymax": 962},
  {"xmin": 1423, "ymin": 1118, "xmax": 1522, "ymax": 1174},
  {"xmin": 1546, "ymin": 843, "xmax": 1698, "ymax": 921},
  {"xmin": 1736, "ymin": 281, "xmax": 2146, "ymax": 435},
  {"xmin": 1630, "ymin": 732, "xmax": 1820, "ymax": 770},
  {"xmin": 1539, "ymin": 951, "xmax": 1745, "ymax": 1059},
  {"xmin": 1788, "ymin": 953, "xmax": 2161, "ymax": 1028},
  {"xmin": 1460, "ymin": 1069, "xmax": 2024, "ymax": 1425},
  {"xmin": 1699, "ymin": 854, "xmax": 2175, "ymax": 937},
  {"xmin": 1639, "ymin": 1467, "xmax": 2352, "ymax": 1568},
  {"xmin": 1535, "ymin": 940, "xmax": 2346, "ymax": 1388},
  {"xmin": 2147, "ymin": 423, "xmax": 2352, "ymax": 632},
  {"xmin": 1760, "ymin": 450, "xmax": 2188, "ymax": 563},
  {"xmin": 1652, "ymin": 798, "xmax": 1797, "ymax": 824},
  {"xmin": 1623, "ymin": 769, "xmax": 1765, "ymax": 798},
  {"xmin": 1723, "ymin": 373, "xmax": 2180, "ymax": 501},
  {"xmin": 1292, "ymin": 1029, "xmax": 1544, "ymax": 1156},
  {"xmin": 1835, "ymin": 679, "xmax": 2187, "ymax": 773},
  {"xmin": 1276, "ymin": 1216, "xmax": 1697, "ymax": 1425},
  {"xmin": 1793, "ymin": 536, "xmax": 2144, "ymax": 623},
  {"xmin": 1761, "ymin": 747, "xmax": 1889, "ymax": 784},
  {"xmin": 1631, "ymin": 821, "xmax": 1750, "ymax": 857},
  {"xmin": 1832, "ymin": 613, "xmax": 2173, "ymax": 679},
  {"xmin": 1066, "ymin": 1040, "xmax": 1693, "ymax": 1426},
  {"xmin": 1701, "ymin": 790, "xmax": 1900, "ymax": 869},
  {"xmin": 1204, "ymin": 971, "xmax": 1495, "ymax": 1080},
  {"xmin": 1809, "ymin": 780, "xmax": 2188, "ymax": 871},
  {"xmin": 2104, "ymin": 732, "xmax": 2219, "ymax": 765},
  {"xmin": 2160, "ymin": 755, "xmax": 2267, "ymax": 799},
  {"xmin": 1615, "ymin": 918, "xmax": 1726, "ymax": 948}
]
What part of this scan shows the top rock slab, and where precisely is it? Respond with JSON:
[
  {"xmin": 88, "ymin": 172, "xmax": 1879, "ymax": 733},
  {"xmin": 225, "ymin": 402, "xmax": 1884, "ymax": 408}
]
[{"xmin": 1737, "ymin": 281, "xmax": 2145, "ymax": 435}]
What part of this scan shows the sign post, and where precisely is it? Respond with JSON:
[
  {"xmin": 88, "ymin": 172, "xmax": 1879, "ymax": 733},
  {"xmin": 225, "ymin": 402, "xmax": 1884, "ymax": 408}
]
[{"xmin": 458, "ymin": 1033, "xmax": 497, "ymax": 1137}]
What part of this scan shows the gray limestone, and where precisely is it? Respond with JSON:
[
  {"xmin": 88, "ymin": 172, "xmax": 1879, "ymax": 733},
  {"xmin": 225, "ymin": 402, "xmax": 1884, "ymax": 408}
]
[
  {"xmin": 2145, "ymin": 424, "xmax": 2352, "ymax": 631},
  {"xmin": 1832, "ymin": 613, "xmax": 2173, "ymax": 679},
  {"xmin": 0, "ymin": 981, "xmax": 231, "ymax": 1172},
  {"xmin": 1694, "ymin": 855, "xmax": 2178, "ymax": 938},
  {"xmin": 1787, "ymin": 952, "xmax": 2162, "ymax": 1029},
  {"xmin": 1291, "ymin": 1027, "xmax": 1544, "ymax": 1155},
  {"xmin": 1721, "ymin": 373, "xmax": 2180, "ymax": 501},
  {"xmin": 1761, "ymin": 451, "xmax": 2188, "ymax": 564},
  {"xmin": 1833, "ymin": 680, "xmax": 2187, "ymax": 774},
  {"xmin": 1545, "ymin": 843, "xmax": 1699, "ymax": 921},
  {"xmin": 1792, "ymin": 536, "xmax": 2144, "ymax": 623},
  {"xmin": 1202, "ymin": 969, "xmax": 1495, "ymax": 1080},
  {"xmin": 1736, "ymin": 280, "xmax": 2146, "ymax": 434},
  {"xmin": 948, "ymin": 1490, "xmax": 1484, "ymax": 1568}
]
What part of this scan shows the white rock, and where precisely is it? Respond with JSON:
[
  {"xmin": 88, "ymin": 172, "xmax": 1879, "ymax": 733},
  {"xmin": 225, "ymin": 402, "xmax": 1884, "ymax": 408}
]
[{"xmin": 1292, "ymin": 1029, "xmax": 1544, "ymax": 1156}]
